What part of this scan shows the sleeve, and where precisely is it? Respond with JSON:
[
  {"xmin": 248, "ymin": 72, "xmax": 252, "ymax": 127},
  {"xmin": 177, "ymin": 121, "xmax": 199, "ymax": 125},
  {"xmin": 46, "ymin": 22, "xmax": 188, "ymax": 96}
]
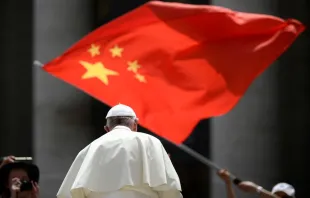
[
  {"xmin": 153, "ymin": 187, "xmax": 183, "ymax": 198},
  {"xmin": 150, "ymin": 137, "xmax": 182, "ymax": 198},
  {"xmin": 57, "ymin": 145, "xmax": 90, "ymax": 198}
]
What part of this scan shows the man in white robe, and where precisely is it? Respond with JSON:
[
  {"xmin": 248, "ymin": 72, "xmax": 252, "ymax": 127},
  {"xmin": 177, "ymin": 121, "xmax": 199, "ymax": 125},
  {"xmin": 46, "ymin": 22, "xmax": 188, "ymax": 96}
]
[{"xmin": 57, "ymin": 104, "xmax": 182, "ymax": 198}]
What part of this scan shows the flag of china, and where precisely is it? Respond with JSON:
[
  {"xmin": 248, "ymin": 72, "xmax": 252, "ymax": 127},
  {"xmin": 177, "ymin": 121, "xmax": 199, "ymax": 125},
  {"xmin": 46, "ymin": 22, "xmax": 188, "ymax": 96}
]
[{"xmin": 42, "ymin": 1, "xmax": 305, "ymax": 144}]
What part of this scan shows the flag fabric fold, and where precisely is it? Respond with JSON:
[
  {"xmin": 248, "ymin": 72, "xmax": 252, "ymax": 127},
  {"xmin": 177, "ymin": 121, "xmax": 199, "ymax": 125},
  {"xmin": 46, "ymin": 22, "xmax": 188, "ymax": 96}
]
[{"xmin": 43, "ymin": 1, "xmax": 305, "ymax": 144}]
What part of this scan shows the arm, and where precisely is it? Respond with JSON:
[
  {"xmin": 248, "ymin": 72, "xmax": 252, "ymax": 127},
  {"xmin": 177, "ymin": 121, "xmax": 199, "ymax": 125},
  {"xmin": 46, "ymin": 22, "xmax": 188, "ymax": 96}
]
[
  {"xmin": 224, "ymin": 179, "xmax": 236, "ymax": 198},
  {"xmin": 217, "ymin": 170, "xmax": 236, "ymax": 198},
  {"xmin": 0, "ymin": 156, "xmax": 15, "ymax": 168},
  {"xmin": 150, "ymin": 138, "xmax": 182, "ymax": 198},
  {"xmin": 259, "ymin": 188, "xmax": 280, "ymax": 198},
  {"xmin": 238, "ymin": 181, "xmax": 280, "ymax": 198}
]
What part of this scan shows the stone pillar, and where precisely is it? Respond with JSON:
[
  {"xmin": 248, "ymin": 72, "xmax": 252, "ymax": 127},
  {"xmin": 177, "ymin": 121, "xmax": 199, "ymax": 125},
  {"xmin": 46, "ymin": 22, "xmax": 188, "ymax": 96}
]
[
  {"xmin": 276, "ymin": 1, "xmax": 310, "ymax": 197},
  {"xmin": 210, "ymin": 1, "xmax": 309, "ymax": 198},
  {"xmin": 210, "ymin": 1, "xmax": 281, "ymax": 198},
  {"xmin": 33, "ymin": 1, "xmax": 95, "ymax": 197},
  {"xmin": 0, "ymin": 0, "xmax": 33, "ymax": 156}
]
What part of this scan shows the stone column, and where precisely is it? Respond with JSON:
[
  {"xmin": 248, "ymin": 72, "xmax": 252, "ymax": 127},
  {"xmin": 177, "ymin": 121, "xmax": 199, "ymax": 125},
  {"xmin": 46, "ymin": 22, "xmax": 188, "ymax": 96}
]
[
  {"xmin": 33, "ymin": 1, "xmax": 95, "ymax": 197},
  {"xmin": 0, "ymin": 0, "xmax": 33, "ymax": 156},
  {"xmin": 210, "ymin": 0, "xmax": 309, "ymax": 198},
  {"xmin": 276, "ymin": 1, "xmax": 310, "ymax": 197},
  {"xmin": 210, "ymin": 1, "xmax": 282, "ymax": 198}
]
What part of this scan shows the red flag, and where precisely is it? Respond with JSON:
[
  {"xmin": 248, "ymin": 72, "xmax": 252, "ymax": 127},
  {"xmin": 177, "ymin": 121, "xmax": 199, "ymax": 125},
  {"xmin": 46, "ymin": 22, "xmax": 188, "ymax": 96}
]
[{"xmin": 42, "ymin": 1, "xmax": 305, "ymax": 144}]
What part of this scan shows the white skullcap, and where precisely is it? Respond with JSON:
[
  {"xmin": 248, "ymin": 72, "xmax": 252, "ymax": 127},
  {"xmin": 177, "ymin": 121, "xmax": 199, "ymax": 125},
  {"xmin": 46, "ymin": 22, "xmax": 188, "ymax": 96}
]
[
  {"xmin": 272, "ymin": 183, "xmax": 295, "ymax": 197},
  {"xmin": 106, "ymin": 104, "xmax": 137, "ymax": 118}
]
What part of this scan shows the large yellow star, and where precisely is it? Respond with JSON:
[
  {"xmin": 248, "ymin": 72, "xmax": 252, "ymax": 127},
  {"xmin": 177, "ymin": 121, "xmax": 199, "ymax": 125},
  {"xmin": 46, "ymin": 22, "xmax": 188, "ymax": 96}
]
[
  {"xmin": 88, "ymin": 44, "xmax": 100, "ymax": 57},
  {"xmin": 109, "ymin": 45, "xmax": 124, "ymax": 58},
  {"xmin": 127, "ymin": 60, "xmax": 141, "ymax": 73},
  {"xmin": 135, "ymin": 73, "xmax": 146, "ymax": 83},
  {"xmin": 80, "ymin": 61, "xmax": 119, "ymax": 85}
]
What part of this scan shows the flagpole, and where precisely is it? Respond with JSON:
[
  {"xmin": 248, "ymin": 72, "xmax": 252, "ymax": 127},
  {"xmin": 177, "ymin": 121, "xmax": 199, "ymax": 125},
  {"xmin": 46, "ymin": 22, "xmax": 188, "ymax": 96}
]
[
  {"xmin": 33, "ymin": 60, "xmax": 44, "ymax": 67},
  {"xmin": 33, "ymin": 59, "xmax": 241, "ymax": 184},
  {"xmin": 167, "ymin": 139, "xmax": 242, "ymax": 184}
]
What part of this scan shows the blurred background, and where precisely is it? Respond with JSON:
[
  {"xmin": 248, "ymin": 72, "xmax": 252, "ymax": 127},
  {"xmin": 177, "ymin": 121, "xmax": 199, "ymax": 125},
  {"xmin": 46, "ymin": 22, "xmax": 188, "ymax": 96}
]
[{"xmin": 0, "ymin": 0, "xmax": 309, "ymax": 198}]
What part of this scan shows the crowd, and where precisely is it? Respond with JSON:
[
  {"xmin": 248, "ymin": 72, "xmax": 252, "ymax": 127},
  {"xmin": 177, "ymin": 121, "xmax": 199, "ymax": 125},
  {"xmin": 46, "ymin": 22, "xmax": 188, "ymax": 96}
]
[
  {"xmin": 0, "ymin": 106, "xmax": 296, "ymax": 198},
  {"xmin": 0, "ymin": 156, "xmax": 296, "ymax": 198},
  {"xmin": 0, "ymin": 155, "xmax": 296, "ymax": 198},
  {"xmin": 0, "ymin": 156, "xmax": 39, "ymax": 198},
  {"xmin": 217, "ymin": 169, "xmax": 295, "ymax": 198}
]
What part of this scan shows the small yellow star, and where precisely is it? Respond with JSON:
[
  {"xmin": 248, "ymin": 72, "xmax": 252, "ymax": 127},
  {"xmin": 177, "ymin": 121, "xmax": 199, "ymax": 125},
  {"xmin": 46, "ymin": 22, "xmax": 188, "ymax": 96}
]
[
  {"xmin": 88, "ymin": 44, "xmax": 100, "ymax": 57},
  {"xmin": 127, "ymin": 60, "xmax": 141, "ymax": 73},
  {"xmin": 135, "ymin": 73, "xmax": 146, "ymax": 83},
  {"xmin": 109, "ymin": 45, "xmax": 124, "ymax": 58},
  {"xmin": 80, "ymin": 61, "xmax": 119, "ymax": 85}
]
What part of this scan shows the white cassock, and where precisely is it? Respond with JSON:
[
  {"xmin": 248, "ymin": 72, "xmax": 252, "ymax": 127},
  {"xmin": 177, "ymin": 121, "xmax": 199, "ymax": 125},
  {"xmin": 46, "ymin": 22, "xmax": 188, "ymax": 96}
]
[{"xmin": 57, "ymin": 126, "xmax": 182, "ymax": 198}]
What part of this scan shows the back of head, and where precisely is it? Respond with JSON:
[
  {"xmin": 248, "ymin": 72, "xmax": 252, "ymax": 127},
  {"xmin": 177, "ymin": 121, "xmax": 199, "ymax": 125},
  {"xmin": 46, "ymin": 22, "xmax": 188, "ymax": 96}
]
[{"xmin": 105, "ymin": 104, "xmax": 138, "ymax": 132}]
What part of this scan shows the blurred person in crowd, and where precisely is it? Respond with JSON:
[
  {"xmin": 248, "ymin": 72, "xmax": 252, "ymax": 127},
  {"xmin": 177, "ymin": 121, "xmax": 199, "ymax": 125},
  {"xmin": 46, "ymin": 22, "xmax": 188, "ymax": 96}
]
[
  {"xmin": 271, "ymin": 183, "xmax": 296, "ymax": 198},
  {"xmin": 57, "ymin": 104, "xmax": 182, "ymax": 198},
  {"xmin": 218, "ymin": 169, "xmax": 296, "ymax": 198},
  {"xmin": 0, "ymin": 161, "xmax": 39, "ymax": 198}
]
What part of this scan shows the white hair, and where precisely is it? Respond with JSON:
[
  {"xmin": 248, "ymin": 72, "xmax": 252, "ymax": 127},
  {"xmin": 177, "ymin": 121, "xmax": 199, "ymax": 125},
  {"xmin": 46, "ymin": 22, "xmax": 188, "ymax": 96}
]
[{"xmin": 106, "ymin": 116, "xmax": 137, "ymax": 129}]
